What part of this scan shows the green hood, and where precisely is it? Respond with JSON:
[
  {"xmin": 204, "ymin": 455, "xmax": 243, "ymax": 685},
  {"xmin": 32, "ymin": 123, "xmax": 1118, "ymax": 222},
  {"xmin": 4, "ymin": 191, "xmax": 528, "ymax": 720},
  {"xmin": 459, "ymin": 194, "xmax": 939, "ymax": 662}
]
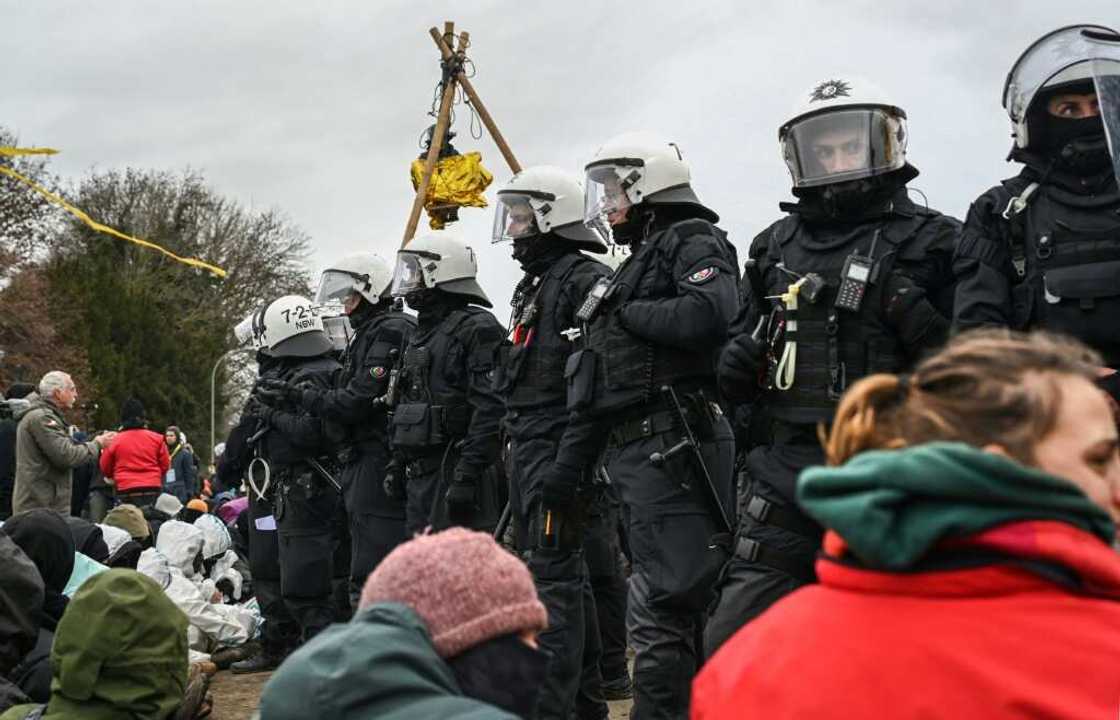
[
  {"xmin": 798, "ymin": 442, "xmax": 1116, "ymax": 570},
  {"xmin": 43, "ymin": 569, "xmax": 187, "ymax": 719},
  {"xmin": 259, "ymin": 603, "xmax": 516, "ymax": 720}
]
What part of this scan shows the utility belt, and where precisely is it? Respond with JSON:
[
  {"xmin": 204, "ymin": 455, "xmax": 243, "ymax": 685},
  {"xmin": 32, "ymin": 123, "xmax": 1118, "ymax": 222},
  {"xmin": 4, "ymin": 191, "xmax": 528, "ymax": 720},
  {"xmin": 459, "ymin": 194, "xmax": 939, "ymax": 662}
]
[
  {"xmin": 391, "ymin": 402, "xmax": 470, "ymax": 450},
  {"xmin": 606, "ymin": 388, "xmax": 719, "ymax": 449}
]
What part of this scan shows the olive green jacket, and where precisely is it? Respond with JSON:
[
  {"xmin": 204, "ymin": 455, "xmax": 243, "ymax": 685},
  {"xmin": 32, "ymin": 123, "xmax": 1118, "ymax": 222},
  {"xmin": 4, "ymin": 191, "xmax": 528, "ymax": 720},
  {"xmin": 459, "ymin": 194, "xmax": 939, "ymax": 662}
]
[{"xmin": 13, "ymin": 395, "xmax": 99, "ymax": 515}]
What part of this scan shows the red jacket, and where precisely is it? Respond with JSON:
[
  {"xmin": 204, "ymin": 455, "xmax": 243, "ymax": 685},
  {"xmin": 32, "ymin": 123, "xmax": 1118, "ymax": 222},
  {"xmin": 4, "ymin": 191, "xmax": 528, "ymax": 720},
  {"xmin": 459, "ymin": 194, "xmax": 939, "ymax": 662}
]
[
  {"xmin": 99, "ymin": 428, "xmax": 170, "ymax": 493},
  {"xmin": 693, "ymin": 521, "xmax": 1120, "ymax": 719}
]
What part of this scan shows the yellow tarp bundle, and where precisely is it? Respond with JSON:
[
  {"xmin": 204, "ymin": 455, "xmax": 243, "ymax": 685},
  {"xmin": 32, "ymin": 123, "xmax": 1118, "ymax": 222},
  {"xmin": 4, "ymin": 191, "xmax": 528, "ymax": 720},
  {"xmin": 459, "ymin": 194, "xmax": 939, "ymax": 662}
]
[{"xmin": 410, "ymin": 151, "xmax": 493, "ymax": 229}]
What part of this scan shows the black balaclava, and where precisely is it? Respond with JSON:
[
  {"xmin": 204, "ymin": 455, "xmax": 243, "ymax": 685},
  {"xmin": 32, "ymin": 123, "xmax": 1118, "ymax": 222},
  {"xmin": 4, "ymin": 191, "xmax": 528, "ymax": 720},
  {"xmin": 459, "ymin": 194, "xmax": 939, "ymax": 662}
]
[
  {"xmin": 793, "ymin": 164, "xmax": 918, "ymax": 222},
  {"xmin": 407, "ymin": 287, "xmax": 468, "ymax": 328},
  {"xmin": 447, "ymin": 633, "xmax": 548, "ymax": 718},
  {"xmin": 609, "ymin": 205, "xmax": 655, "ymax": 248},
  {"xmin": 347, "ymin": 295, "xmax": 391, "ymax": 330},
  {"xmin": 2, "ymin": 509, "xmax": 75, "ymax": 630},
  {"xmin": 512, "ymin": 234, "xmax": 569, "ymax": 275},
  {"xmin": 1029, "ymin": 81, "xmax": 1112, "ymax": 176}
]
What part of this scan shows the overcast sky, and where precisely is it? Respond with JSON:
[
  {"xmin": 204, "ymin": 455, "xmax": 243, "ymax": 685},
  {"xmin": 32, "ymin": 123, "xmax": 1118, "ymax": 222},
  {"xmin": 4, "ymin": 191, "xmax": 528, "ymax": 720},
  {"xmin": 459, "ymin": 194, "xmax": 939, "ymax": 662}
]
[{"xmin": 3, "ymin": 1, "xmax": 1117, "ymax": 313}]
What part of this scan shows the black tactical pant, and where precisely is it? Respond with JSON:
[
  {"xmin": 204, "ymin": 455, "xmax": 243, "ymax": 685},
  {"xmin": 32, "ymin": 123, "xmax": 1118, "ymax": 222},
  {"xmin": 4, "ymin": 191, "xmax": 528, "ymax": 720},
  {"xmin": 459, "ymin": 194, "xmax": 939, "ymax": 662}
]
[
  {"xmin": 341, "ymin": 444, "xmax": 407, "ymax": 605},
  {"xmin": 247, "ymin": 490, "xmax": 299, "ymax": 656},
  {"xmin": 703, "ymin": 441, "xmax": 824, "ymax": 658},
  {"xmin": 275, "ymin": 472, "xmax": 342, "ymax": 642},
  {"xmin": 404, "ymin": 445, "xmax": 501, "ymax": 536},
  {"xmin": 601, "ymin": 407, "xmax": 735, "ymax": 720},
  {"xmin": 510, "ymin": 424, "xmax": 608, "ymax": 720},
  {"xmin": 585, "ymin": 498, "xmax": 629, "ymax": 686}
]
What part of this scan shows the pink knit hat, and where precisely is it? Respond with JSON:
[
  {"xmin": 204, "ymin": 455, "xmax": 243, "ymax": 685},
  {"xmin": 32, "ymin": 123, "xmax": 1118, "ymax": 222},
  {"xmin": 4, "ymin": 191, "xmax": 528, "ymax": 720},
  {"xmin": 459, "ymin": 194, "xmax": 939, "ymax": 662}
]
[{"xmin": 359, "ymin": 527, "xmax": 547, "ymax": 658}]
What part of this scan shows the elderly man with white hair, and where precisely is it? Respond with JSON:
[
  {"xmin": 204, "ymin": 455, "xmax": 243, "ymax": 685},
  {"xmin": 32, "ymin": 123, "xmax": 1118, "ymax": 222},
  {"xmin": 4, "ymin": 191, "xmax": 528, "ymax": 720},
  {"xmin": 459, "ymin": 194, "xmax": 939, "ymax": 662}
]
[{"xmin": 12, "ymin": 371, "xmax": 116, "ymax": 515}]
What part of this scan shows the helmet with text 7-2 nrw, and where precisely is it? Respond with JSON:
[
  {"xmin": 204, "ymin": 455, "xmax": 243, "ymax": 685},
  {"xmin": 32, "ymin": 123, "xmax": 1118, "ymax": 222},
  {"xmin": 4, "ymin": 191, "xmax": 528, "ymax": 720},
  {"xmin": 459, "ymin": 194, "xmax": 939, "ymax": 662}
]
[{"xmin": 262, "ymin": 294, "xmax": 334, "ymax": 358}]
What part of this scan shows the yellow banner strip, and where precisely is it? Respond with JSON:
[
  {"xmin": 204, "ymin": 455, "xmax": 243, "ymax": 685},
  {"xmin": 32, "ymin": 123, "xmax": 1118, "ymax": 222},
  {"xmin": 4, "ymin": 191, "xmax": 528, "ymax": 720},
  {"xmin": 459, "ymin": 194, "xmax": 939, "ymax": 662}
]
[
  {"xmin": 0, "ymin": 147, "xmax": 227, "ymax": 278},
  {"xmin": 0, "ymin": 147, "xmax": 59, "ymax": 157}
]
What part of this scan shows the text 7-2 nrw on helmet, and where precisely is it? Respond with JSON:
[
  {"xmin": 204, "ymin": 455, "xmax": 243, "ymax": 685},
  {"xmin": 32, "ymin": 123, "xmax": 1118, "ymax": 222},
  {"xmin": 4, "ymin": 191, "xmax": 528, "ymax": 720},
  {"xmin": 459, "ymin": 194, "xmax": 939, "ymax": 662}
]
[
  {"xmin": 392, "ymin": 231, "xmax": 492, "ymax": 308},
  {"xmin": 778, "ymin": 77, "xmax": 908, "ymax": 189},
  {"xmin": 262, "ymin": 294, "xmax": 334, "ymax": 358},
  {"xmin": 314, "ymin": 252, "xmax": 394, "ymax": 307},
  {"xmin": 492, "ymin": 165, "xmax": 607, "ymax": 253},
  {"xmin": 583, "ymin": 131, "xmax": 716, "ymax": 230}
]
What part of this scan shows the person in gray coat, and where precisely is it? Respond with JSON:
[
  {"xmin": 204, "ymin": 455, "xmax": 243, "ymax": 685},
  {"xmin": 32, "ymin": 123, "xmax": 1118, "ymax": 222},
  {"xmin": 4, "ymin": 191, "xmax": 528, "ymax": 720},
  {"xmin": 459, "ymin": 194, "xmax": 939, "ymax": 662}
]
[{"xmin": 12, "ymin": 372, "xmax": 115, "ymax": 515}]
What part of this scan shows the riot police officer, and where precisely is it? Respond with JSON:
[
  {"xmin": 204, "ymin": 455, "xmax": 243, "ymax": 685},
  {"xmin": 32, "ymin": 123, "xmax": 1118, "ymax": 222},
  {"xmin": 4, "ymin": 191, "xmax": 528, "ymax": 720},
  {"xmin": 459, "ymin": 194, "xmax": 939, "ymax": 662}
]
[
  {"xmin": 492, "ymin": 166, "xmax": 613, "ymax": 719},
  {"xmin": 253, "ymin": 295, "xmax": 343, "ymax": 643},
  {"xmin": 953, "ymin": 24, "xmax": 1120, "ymax": 400},
  {"xmin": 545, "ymin": 132, "xmax": 739, "ymax": 720},
  {"xmin": 260, "ymin": 253, "xmax": 416, "ymax": 604},
  {"xmin": 220, "ymin": 308, "xmax": 303, "ymax": 673},
  {"xmin": 389, "ymin": 232, "xmax": 505, "ymax": 535},
  {"xmin": 705, "ymin": 77, "xmax": 959, "ymax": 656}
]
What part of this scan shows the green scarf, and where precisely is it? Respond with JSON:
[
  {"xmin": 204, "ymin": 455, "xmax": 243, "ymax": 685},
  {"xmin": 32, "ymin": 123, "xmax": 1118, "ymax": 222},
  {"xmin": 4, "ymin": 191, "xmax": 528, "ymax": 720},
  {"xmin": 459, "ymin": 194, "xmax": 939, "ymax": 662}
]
[{"xmin": 798, "ymin": 442, "xmax": 1115, "ymax": 570}]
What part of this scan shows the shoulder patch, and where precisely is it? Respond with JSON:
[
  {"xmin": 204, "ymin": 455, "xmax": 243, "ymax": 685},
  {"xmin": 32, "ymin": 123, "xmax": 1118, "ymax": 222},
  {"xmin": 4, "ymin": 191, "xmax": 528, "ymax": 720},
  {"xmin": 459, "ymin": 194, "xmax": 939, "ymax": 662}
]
[
  {"xmin": 370, "ymin": 366, "xmax": 387, "ymax": 380},
  {"xmin": 687, "ymin": 267, "xmax": 719, "ymax": 284},
  {"xmin": 44, "ymin": 418, "xmax": 59, "ymax": 428}
]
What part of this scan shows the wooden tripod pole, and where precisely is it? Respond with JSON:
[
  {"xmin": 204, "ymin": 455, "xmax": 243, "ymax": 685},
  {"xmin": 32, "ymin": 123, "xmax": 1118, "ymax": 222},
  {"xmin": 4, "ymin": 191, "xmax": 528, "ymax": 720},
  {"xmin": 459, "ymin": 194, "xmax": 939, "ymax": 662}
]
[
  {"xmin": 401, "ymin": 24, "xmax": 459, "ymax": 247},
  {"xmin": 428, "ymin": 27, "xmax": 522, "ymax": 175}
]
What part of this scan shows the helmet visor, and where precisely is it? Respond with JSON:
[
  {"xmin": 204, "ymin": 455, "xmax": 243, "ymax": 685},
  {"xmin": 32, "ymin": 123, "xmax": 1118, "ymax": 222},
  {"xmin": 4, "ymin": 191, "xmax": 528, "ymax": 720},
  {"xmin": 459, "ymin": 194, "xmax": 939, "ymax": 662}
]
[
  {"xmin": 583, "ymin": 161, "xmax": 643, "ymax": 232},
  {"xmin": 390, "ymin": 253, "xmax": 431, "ymax": 297},
  {"xmin": 1092, "ymin": 58, "xmax": 1120, "ymax": 181},
  {"xmin": 321, "ymin": 315, "xmax": 353, "ymax": 352},
  {"xmin": 1004, "ymin": 26, "xmax": 1120, "ymax": 122},
  {"xmin": 314, "ymin": 269, "xmax": 358, "ymax": 305},
  {"xmin": 491, "ymin": 194, "xmax": 540, "ymax": 243},
  {"xmin": 781, "ymin": 108, "xmax": 906, "ymax": 188}
]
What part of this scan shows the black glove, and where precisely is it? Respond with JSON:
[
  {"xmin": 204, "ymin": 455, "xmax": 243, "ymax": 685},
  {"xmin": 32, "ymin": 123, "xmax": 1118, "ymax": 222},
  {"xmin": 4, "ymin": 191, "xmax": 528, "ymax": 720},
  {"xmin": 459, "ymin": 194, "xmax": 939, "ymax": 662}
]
[
  {"xmin": 718, "ymin": 333, "xmax": 766, "ymax": 402},
  {"xmin": 256, "ymin": 379, "xmax": 301, "ymax": 407},
  {"xmin": 383, "ymin": 461, "xmax": 404, "ymax": 500},
  {"xmin": 445, "ymin": 468, "xmax": 478, "ymax": 521},
  {"xmin": 539, "ymin": 463, "xmax": 579, "ymax": 512},
  {"xmin": 883, "ymin": 272, "xmax": 949, "ymax": 348}
]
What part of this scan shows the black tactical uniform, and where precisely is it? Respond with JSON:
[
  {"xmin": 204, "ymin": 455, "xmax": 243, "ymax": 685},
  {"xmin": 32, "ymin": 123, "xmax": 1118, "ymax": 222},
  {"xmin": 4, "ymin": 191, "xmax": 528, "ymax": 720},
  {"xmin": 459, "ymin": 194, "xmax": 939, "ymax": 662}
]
[
  {"xmin": 548, "ymin": 209, "xmax": 740, "ymax": 720},
  {"xmin": 257, "ymin": 351, "xmax": 343, "ymax": 642},
  {"xmin": 390, "ymin": 293, "xmax": 505, "ymax": 534},
  {"xmin": 953, "ymin": 152, "xmax": 1120, "ymax": 371},
  {"xmin": 300, "ymin": 301, "xmax": 416, "ymax": 600},
  {"xmin": 496, "ymin": 246, "xmax": 613, "ymax": 720},
  {"xmin": 228, "ymin": 353, "xmax": 301, "ymax": 672},
  {"xmin": 704, "ymin": 180, "xmax": 958, "ymax": 656}
]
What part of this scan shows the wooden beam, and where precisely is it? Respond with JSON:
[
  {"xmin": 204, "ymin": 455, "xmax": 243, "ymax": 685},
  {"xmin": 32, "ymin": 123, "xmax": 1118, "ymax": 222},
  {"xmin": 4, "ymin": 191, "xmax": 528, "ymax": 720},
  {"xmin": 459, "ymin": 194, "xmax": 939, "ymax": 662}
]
[
  {"xmin": 401, "ymin": 75, "xmax": 458, "ymax": 248},
  {"xmin": 428, "ymin": 27, "xmax": 522, "ymax": 175}
]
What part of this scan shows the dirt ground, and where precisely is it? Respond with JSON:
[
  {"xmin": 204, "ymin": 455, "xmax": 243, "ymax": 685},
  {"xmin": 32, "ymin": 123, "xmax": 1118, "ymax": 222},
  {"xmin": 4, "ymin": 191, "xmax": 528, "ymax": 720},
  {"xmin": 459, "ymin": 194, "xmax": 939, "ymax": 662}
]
[{"xmin": 208, "ymin": 669, "xmax": 633, "ymax": 719}]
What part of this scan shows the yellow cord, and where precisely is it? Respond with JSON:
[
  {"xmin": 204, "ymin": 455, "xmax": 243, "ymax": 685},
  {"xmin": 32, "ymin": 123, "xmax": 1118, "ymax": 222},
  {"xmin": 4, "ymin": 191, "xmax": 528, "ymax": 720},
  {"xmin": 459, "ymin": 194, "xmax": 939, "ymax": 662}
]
[{"xmin": 1, "ymin": 146, "xmax": 227, "ymax": 278}]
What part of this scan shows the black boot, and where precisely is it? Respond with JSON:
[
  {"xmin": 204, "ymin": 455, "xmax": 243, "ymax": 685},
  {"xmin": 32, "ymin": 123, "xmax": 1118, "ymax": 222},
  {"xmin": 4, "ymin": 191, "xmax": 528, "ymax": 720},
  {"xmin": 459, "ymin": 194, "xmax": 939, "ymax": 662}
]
[
  {"xmin": 600, "ymin": 672, "xmax": 633, "ymax": 701},
  {"xmin": 230, "ymin": 649, "xmax": 283, "ymax": 674}
]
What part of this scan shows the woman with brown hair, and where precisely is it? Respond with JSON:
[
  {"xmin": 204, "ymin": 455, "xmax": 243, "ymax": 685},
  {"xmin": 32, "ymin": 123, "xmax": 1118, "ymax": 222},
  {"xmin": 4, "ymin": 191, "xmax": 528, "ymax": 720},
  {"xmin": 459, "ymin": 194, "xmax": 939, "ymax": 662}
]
[{"xmin": 693, "ymin": 330, "xmax": 1120, "ymax": 719}]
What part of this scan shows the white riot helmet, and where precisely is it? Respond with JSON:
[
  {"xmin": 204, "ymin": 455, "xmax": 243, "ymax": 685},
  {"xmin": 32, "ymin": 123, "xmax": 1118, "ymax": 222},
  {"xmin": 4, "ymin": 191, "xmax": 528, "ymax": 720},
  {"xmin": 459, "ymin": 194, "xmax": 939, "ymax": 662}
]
[
  {"xmin": 583, "ymin": 132, "xmax": 717, "ymax": 233},
  {"xmin": 392, "ymin": 231, "xmax": 492, "ymax": 308},
  {"xmin": 314, "ymin": 252, "xmax": 394, "ymax": 307},
  {"xmin": 1003, "ymin": 25, "xmax": 1120, "ymax": 152},
  {"xmin": 233, "ymin": 306, "xmax": 269, "ymax": 352},
  {"xmin": 492, "ymin": 166, "xmax": 608, "ymax": 253},
  {"xmin": 779, "ymin": 77, "xmax": 908, "ymax": 189},
  {"xmin": 261, "ymin": 294, "xmax": 333, "ymax": 358}
]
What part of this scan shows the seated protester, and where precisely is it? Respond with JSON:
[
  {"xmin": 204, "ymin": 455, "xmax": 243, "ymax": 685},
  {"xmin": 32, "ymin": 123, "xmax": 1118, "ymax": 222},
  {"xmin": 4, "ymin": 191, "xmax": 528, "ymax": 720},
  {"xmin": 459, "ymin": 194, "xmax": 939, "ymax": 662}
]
[
  {"xmin": 181, "ymin": 498, "xmax": 210, "ymax": 524},
  {"xmin": 154, "ymin": 492, "xmax": 184, "ymax": 520},
  {"xmin": 194, "ymin": 514, "xmax": 245, "ymax": 602},
  {"xmin": 137, "ymin": 548, "xmax": 253, "ymax": 655},
  {"xmin": 692, "ymin": 331, "xmax": 1120, "ymax": 720},
  {"xmin": 0, "ymin": 569, "xmax": 189, "ymax": 720},
  {"xmin": 259, "ymin": 528, "xmax": 549, "ymax": 720},
  {"xmin": 62, "ymin": 517, "xmax": 109, "ymax": 564},
  {"xmin": 0, "ymin": 510, "xmax": 75, "ymax": 704},
  {"xmin": 97, "ymin": 523, "xmax": 142, "ymax": 569},
  {"xmin": 0, "ymin": 535, "xmax": 43, "ymax": 714},
  {"xmin": 102, "ymin": 504, "xmax": 152, "ymax": 549}
]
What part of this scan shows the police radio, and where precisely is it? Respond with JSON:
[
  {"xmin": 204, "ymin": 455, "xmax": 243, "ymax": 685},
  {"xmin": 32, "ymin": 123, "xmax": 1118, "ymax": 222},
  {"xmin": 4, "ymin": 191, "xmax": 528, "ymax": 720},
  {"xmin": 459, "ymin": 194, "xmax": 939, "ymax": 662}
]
[
  {"xmin": 576, "ymin": 276, "xmax": 612, "ymax": 324},
  {"xmin": 834, "ymin": 253, "xmax": 874, "ymax": 312}
]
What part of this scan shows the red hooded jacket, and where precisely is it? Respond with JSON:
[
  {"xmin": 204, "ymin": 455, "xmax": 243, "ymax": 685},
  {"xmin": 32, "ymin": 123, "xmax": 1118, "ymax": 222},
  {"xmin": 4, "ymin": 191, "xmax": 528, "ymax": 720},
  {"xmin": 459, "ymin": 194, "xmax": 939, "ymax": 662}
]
[
  {"xmin": 99, "ymin": 428, "xmax": 170, "ymax": 493},
  {"xmin": 693, "ymin": 521, "xmax": 1120, "ymax": 719}
]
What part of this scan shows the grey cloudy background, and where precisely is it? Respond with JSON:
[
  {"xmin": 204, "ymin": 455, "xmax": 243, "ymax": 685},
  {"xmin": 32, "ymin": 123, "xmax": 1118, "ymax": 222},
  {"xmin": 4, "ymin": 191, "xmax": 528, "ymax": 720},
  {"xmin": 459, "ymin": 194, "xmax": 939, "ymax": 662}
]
[{"xmin": 3, "ymin": 1, "xmax": 1116, "ymax": 312}]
